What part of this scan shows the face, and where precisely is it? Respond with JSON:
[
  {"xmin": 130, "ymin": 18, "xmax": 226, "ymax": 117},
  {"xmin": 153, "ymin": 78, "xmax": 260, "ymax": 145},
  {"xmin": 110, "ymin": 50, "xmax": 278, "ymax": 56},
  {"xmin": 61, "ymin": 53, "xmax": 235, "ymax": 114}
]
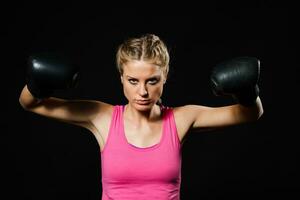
[{"xmin": 121, "ymin": 60, "xmax": 166, "ymax": 111}]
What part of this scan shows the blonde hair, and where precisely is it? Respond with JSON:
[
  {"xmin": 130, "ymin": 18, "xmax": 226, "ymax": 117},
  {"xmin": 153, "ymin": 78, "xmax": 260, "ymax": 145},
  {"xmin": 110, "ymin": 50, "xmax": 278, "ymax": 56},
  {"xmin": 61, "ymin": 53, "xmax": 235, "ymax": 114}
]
[{"xmin": 116, "ymin": 34, "xmax": 170, "ymax": 77}]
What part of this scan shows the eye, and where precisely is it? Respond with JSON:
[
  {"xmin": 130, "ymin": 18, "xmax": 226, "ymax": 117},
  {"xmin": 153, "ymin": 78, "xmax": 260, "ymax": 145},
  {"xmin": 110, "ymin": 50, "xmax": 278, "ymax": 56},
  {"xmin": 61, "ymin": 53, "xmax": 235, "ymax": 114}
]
[
  {"xmin": 128, "ymin": 79, "xmax": 138, "ymax": 85},
  {"xmin": 148, "ymin": 79, "xmax": 159, "ymax": 85}
]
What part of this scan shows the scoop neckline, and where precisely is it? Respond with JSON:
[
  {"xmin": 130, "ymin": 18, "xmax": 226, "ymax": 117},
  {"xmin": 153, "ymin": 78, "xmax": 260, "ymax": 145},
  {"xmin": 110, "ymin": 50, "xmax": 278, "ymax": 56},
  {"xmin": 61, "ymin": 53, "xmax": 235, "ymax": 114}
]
[{"xmin": 121, "ymin": 105, "xmax": 166, "ymax": 152}]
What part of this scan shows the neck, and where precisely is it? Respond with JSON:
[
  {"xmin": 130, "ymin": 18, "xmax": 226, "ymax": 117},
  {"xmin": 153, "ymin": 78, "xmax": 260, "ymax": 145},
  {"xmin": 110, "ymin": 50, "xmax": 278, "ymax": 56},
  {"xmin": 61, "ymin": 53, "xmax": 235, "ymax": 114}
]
[{"xmin": 124, "ymin": 103, "xmax": 162, "ymax": 123}]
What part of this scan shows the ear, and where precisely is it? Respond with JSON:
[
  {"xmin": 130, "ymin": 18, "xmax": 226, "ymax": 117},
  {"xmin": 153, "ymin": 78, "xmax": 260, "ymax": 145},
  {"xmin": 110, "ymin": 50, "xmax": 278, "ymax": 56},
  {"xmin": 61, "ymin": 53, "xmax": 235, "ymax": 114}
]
[
  {"xmin": 120, "ymin": 75, "xmax": 124, "ymax": 84},
  {"xmin": 163, "ymin": 76, "xmax": 167, "ymax": 84},
  {"xmin": 162, "ymin": 72, "xmax": 167, "ymax": 84}
]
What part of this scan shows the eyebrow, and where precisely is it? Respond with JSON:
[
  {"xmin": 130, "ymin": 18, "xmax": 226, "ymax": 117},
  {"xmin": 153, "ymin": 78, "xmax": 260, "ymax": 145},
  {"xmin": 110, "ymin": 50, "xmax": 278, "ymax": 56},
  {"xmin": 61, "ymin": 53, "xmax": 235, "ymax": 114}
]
[{"xmin": 126, "ymin": 75, "xmax": 161, "ymax": 80}]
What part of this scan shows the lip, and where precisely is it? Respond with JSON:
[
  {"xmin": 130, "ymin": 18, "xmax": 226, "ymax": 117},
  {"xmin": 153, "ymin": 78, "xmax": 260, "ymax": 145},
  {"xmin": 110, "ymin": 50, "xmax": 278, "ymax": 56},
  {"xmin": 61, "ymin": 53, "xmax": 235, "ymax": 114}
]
[{"xmin": 136, "ymin": 100, "xmax": 151, "ymax": 105}]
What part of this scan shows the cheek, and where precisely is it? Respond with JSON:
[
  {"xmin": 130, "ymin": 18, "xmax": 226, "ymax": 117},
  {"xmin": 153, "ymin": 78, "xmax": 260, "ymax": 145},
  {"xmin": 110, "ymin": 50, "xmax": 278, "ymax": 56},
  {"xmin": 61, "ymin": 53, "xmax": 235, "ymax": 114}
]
[
  {"xmin": 123, "ymin": 83, "xmax": 134, "ymax": 97},
  {"xmin": 151, "ymin": 84, "xmax": 164, "ymax": 96}
]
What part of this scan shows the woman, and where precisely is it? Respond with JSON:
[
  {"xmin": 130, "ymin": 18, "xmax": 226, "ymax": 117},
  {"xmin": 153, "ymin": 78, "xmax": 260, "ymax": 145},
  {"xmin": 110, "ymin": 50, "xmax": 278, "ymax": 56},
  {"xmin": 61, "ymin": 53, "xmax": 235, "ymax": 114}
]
[{"xmin": 19, "ymin": 34, "xmax": 263, "ymax": 199}]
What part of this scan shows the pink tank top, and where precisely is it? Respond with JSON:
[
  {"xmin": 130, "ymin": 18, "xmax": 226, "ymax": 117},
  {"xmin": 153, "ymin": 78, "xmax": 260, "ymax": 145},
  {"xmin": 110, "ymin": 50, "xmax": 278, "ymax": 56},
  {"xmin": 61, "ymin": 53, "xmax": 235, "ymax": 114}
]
[{"xmin": 100, "ymin": 105, "xmax": 182, "ymax": 200}]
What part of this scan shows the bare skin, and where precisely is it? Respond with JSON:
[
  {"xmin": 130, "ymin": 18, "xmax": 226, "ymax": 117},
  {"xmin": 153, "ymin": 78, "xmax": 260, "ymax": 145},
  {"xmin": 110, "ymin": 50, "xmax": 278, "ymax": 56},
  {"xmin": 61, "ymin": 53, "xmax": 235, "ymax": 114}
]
[{"xmin": 19, "ymin": 60, "xmax": 264, "ymax": 151}]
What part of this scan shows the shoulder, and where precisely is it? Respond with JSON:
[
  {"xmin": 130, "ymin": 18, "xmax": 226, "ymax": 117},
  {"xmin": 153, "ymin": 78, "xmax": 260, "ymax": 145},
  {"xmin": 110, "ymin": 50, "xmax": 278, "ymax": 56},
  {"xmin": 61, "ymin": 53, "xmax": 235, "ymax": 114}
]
[
  {"xmin": 91, "ymin": 101, "xmax": 117, "ymax": 120},
  {"xmin": 163, "ymin": 104, "xmax": 214, "ymax": 126},
  {"xmin": 172, "ymin": 104, "xmax": 211, "ymax": 118},
  {"xmin": 172, "ymin": 104, "xmax": 215, "ymax": 129},
  {"xmin": 89, "ymin": 103, "xmax": 118, "ymax": 134},
  {"xmin": 165, "ymin": 105, "xmax": 210, "ymax": 138},
  {"xmin": 171, "ymin": 104, "xmax": 226, "ymax": 139}
]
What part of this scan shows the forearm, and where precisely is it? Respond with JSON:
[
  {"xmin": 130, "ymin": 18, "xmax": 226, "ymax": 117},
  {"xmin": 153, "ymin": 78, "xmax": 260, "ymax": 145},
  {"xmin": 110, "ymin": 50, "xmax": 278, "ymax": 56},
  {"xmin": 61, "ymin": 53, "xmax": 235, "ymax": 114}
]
[{"xmin": 19, "ymin": 85, "xmax": 42, "ymax": 110}]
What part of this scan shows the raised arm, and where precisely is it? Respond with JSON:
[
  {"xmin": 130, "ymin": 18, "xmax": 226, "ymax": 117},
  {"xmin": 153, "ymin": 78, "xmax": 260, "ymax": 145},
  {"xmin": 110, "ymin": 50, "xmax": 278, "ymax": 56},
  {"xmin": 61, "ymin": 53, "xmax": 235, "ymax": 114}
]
[
  {"xmin": 19, "ymin": 53, "xmax": 112, "ymax": 130},
  {"xmin": 174, "ymin": 57, "xmax": 264, "ymax": 138},
  {"xmin": 19, "ymin": 85, "xmax": 111, "ymax": 127}
]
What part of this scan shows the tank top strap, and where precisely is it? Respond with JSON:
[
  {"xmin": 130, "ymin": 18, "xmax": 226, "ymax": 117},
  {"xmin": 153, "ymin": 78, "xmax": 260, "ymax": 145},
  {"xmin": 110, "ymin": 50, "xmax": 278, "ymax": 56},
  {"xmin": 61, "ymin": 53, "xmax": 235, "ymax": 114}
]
[
  {"xmin": 161, "ymin": 105, "xmax": 182, "ymax": 151},
  {"xmin": 101, "ymin": 105, "xmax": 123, "ymax": 154}
]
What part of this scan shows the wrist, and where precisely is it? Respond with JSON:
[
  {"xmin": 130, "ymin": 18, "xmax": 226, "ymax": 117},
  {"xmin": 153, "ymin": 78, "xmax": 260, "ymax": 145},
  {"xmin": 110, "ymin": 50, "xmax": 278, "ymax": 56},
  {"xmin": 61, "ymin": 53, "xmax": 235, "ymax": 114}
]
[
  {"xmin": 234, "ymin": 85, "xmax": 259, "ymax": 106},
  {"xmin": 26, "ymin": 78, "xmax": 52, "ymax": 99}
]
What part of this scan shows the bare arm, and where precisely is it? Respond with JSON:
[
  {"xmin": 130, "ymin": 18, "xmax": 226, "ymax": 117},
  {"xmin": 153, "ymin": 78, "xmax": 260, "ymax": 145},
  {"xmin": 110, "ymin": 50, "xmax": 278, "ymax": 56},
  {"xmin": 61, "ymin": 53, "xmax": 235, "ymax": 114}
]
[
  {"xmin": 175, "ymin": 57, "xmax": 264, "ymax": 141},
  {"xmin": 174, "ymin": 97, "xmax": 263, "ymax": 142},
  {"xmin": 191, "ymin": 96, "xmax": 263, "ymax": 130},
  {"xmin": 192, "ymin": 56, "xmax": 264, "ymax": 129},
  {"xmin": 19, "ymin": 85, "xmax": 113, "ymax": 129}
]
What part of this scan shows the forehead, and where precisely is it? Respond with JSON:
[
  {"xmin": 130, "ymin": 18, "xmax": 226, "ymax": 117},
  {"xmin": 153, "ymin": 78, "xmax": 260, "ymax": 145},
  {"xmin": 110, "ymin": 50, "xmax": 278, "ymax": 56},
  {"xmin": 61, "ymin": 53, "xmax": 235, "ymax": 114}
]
[{"xmin": 123, "ymin": 60, "xmax": 163, "ymax": 78}]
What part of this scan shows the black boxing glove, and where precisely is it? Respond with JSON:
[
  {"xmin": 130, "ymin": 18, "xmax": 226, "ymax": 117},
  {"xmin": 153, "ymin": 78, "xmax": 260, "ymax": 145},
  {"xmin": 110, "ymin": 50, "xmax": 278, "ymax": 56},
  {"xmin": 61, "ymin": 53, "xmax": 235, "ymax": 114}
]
[
  {"xmin": 26, "ymin": 53, "xmax": 80, "ymax": 99},
  {"xmin": 210, "ymin": 56, "xmax": 260, "ymax": 106}
]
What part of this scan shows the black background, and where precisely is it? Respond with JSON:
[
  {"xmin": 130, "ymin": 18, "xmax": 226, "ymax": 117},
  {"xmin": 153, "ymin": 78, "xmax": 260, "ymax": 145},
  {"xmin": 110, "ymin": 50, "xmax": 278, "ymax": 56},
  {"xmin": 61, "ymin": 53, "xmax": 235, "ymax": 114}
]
[{"xmin": 2, "ymin": 1, "xmax": 296, "ymax": 199}]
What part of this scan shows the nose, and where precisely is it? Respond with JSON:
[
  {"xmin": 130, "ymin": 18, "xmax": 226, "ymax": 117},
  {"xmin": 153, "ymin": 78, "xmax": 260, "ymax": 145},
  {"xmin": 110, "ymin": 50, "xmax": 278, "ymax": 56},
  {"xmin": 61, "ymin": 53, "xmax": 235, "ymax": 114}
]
[{"xmin": 138, "ymin": 84, "xmax": 148, "ymax": 96}]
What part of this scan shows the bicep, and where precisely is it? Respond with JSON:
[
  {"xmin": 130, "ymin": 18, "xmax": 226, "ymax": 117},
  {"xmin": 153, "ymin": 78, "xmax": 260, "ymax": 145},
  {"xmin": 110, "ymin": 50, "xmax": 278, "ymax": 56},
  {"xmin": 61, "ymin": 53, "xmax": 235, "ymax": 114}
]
[
  {"xmin": 27, "ymin": 97, "xmax": 111, "ymax": 126},
  {"xmin": 188, "ymin": 104, "xmax": 252, "ymax": 132}
]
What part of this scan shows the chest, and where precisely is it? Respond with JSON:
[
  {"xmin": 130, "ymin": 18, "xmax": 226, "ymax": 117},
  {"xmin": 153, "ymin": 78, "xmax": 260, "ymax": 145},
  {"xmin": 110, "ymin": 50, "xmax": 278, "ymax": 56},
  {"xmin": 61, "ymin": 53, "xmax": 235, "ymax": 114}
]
[
  {"xmin": 123, "ymin": 120, "xmax": 163, "ymax": 148},
  {"xmin": 102, "ymin": 147, "xmax": 181, "ymax": 183}
]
